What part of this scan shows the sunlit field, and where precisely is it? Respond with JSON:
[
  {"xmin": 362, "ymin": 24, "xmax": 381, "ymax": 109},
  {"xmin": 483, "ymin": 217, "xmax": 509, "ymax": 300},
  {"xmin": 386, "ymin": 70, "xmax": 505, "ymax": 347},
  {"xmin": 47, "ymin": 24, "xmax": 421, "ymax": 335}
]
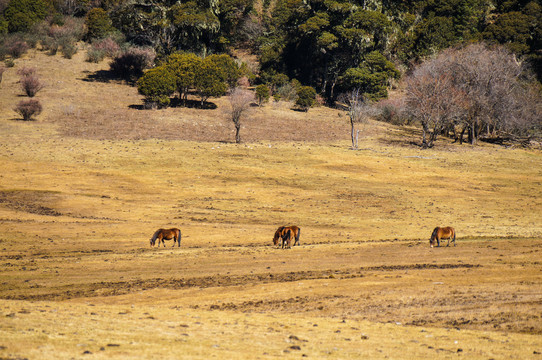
[{"xmin": 0, "ymin": 49, "xmax": 541, "ymax": 359}]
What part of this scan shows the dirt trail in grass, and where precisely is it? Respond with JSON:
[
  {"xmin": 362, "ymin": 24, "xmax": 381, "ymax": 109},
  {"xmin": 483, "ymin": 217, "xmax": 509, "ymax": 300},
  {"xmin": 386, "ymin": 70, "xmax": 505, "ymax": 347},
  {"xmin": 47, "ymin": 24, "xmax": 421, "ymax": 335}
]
[{"xmin": 1, "ymin": 239, "xmax": 540, "ymax": 335}]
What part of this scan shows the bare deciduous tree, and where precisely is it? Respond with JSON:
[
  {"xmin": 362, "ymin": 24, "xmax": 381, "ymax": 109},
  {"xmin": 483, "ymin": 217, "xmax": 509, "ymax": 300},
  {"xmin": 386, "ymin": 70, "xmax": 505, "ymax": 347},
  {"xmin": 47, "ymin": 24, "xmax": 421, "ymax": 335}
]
[
  {"xmin": 229, "ymin": 87, "xmax": 254, "ymax": 143},
  {"xmin": 341, "ymin": 89, "xmax": 379, "ymax": 149},
  {"xmin": 0, "ymin": 65, "xmax": 5, "ymax": 87},
  {"xmin": 404, "ymin": 43, "xmax": 541, "ymax": 147},
  {"xmin": 405, "ymin": 67, "xmax": 466, "ymax": 148}
]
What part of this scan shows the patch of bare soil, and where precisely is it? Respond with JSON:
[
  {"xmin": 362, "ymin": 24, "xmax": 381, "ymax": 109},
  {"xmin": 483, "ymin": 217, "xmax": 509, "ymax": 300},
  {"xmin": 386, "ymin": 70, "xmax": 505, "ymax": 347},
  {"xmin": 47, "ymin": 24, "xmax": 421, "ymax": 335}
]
[
  {"xmin": 51, "ymin": 101, "xmax": 353, "ymax": 143},
  {"xmin": 0, "ymin": 190, "xmax": 63, "ymax": 217},
  {"xmin": 2, "ymin": 263, "xmax": 478, "ymax": 301}
]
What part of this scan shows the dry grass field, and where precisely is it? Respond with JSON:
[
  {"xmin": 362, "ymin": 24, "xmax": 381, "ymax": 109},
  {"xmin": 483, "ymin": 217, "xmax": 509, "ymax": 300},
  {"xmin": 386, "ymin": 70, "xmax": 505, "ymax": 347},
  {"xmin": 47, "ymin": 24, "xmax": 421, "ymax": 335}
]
[{"xmin": 0, "ymin": 48, "xmax": 541, "ymax": 359}]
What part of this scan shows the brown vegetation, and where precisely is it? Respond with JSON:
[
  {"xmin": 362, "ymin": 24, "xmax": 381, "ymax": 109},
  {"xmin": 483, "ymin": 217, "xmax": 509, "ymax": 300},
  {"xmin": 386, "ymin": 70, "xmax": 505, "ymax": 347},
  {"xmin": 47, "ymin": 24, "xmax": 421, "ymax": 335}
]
[
  {"xmin": 404, "ymin": 44, "xmax": 541, "ymax": 148},
  {"xmin": 13, "ymin": 98, "xmax": 42, "ymax": 120}
]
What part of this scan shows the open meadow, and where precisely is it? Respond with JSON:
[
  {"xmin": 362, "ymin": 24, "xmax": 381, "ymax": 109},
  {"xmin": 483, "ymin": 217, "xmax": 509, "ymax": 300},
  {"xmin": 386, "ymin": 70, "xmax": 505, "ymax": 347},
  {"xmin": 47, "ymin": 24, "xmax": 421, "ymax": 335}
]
[{"xmin": 0, "ymin": 49, "xmax": 541, "ymax": 359}]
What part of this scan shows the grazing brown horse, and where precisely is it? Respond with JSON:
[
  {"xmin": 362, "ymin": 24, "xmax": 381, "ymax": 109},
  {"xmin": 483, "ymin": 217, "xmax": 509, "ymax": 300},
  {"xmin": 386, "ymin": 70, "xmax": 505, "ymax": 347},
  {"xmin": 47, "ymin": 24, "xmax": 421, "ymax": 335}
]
[
  {"xmin": 150, "ymin": 228, "xmax": 181, "ymax": 247},
  {"xmin": 430, "ymin": 226, "xmax": 456, "ymax": 248},
  {"xmin": 273, "ymin": 226, "xmax": 301, "ymax": 249}
]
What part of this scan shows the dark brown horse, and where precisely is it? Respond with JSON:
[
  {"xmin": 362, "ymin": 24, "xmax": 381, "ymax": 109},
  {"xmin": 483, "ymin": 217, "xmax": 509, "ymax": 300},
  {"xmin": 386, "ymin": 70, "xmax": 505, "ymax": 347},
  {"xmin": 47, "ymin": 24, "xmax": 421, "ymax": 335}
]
[
  {"xmin": 273, "ymin": 226, "xmax": 301, "ymax": 249},
  {"xmin": 430, "ymin": 226, "xmax": 456, "ymax": 248},
  {"xmin": 150, "ymin": 228, "xmax": 181, "ymax": 247}
]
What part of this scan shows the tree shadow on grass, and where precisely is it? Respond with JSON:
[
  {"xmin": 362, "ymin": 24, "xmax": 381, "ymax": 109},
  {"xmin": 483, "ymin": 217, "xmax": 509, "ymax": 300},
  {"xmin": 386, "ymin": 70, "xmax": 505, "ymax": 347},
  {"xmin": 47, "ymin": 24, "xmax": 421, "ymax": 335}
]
[
  {"xmin": 170, "ymin": 98, "xmax": 217, "ymax": 109},
  {"xmin": 377, "ymin": 125, "xmax": 424, "ymax": 148},
  {"xmin": 129, "ymin": 98, "xmax": 218, "ymax": 110},
  {"xmin": 80, "ymin": 70, "xmax": 137, "ymax": 86}
]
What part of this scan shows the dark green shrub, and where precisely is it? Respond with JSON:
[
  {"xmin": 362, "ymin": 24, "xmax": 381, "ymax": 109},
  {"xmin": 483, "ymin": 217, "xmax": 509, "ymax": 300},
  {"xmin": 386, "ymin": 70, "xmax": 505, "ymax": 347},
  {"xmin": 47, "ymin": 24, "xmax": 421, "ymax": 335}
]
[
  {"xmin": 165, "ymin": 52, "xmax": 202, "ymax": 104},
  {"xmin": 85, "ymin": 7, "xmax": 113, "ymax": 40},
  {"xmin": 193, "ymin": 57, "xmax": 228, "ymax": 107},
  {"xmin": 255, "ymin": 84, "xmax": 270, "ymax": 106},
  {"xmin": 205, "ymin": 54, "xmax": 240, "ymax": 88},
  {"xmin": 0, "ymin": 16, "xmax": 8, "ymax": 35},
  {"xmin": 137, "ymin": 66, "xmax": 176, "ymax": 109},
  {"xmin": 4, "ymin": 0, "xmax": 50, "ymax": 33},
  {"xmin": 295, "ymin": 86, "xmax": 316, "ymax": 111}
]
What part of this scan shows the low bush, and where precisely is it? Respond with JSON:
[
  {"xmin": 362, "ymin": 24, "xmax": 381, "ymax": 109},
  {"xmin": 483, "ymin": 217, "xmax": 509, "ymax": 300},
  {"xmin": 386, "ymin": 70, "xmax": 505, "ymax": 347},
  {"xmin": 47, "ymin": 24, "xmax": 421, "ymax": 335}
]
[
  {"xmin": 60, "ymin": 42, "xmax": 77, "ymax": 59},
  {"xmin": 14, "ymin": 99, "xmax": 42, "ymax": 120},
  {"xmin": 137, "ymin": 66, "xmax": 176, "ymax": 109},
  {"xmin": 18, "ymin": 68, "xmax": 44, "ymax": 97},
  {"xmin": 255, "ymin": 84, "xmax": 270, "ymax": 106},
  {"xmin": 2, "ymin": 37, "xmax": 29, "ymax": 58},
  {"xmin": 273, "ymin": 82, "xmax": 297, "ymax": 102},
  {"xmin": 376, "ymin": 98, "xmax": 408, "ymax": 125},
  {"xmin": 86, "ymin": 36, "xmax": 121, "ymax": 63},
  {"xmin": 295, "ymin": 86, "xmax": 316, "ymax": 111},
  {"xmin": 110, "ymin": 46, "xmax": 155, "ymax": 81},
  {"xmin": 16, "ymin": 66, "xmax": 36, "ymax": 77},
  {"xmin": 41, "ymin": 17, "xmax": 84, "ymax": 57}
]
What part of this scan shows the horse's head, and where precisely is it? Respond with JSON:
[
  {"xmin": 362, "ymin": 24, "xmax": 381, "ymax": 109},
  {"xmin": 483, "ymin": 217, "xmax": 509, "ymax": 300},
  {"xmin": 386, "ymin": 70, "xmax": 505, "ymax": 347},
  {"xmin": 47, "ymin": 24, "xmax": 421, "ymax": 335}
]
[
  {"xmin": 429, "ymin": 227, "xmax": 439, "ymax": 248},
  {"xmin": 273, "ymin": 227, "xmax": 284, "ymax": 246},
  {"xmin": 150, "ymin": 238, "xmax": 155, "ymax": 247},
  {"xmin": 273, "ymin": 232, "xmax": 279, "ymax": 246}
]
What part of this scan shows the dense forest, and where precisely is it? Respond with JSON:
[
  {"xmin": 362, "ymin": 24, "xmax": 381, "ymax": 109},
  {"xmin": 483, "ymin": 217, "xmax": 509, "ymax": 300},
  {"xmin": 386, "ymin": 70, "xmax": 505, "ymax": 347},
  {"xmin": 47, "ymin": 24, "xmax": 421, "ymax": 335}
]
[{"xmin": 0, "ymin": 0, "xmax": 541, "ymax": 146}]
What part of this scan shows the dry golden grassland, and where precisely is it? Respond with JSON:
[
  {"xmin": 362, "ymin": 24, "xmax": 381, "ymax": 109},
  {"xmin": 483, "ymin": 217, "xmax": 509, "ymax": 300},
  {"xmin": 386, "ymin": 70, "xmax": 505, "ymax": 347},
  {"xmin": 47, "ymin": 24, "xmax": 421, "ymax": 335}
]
[{"xmin": 0, "ymin": 48, "xmax": 541, "ymax": 359}]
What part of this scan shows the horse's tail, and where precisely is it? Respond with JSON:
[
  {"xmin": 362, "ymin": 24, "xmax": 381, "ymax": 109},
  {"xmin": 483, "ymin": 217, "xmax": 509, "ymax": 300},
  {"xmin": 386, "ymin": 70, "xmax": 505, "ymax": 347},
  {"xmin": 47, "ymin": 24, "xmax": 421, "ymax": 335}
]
[
  {"xmin": 296, "ymin": 227, "xmax": 301, "ymax": 245},
  {"xmin": 452, "ymin": 228, "xmax": 456, "ymax": 245},
  {"xmin": 177, "ymin": 228, "xmax": 182, "ymax": 247}
]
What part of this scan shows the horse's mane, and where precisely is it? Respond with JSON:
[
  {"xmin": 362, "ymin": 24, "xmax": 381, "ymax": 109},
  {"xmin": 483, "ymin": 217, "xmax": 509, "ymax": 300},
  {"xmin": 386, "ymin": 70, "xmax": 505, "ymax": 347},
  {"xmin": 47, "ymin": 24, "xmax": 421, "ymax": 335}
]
[{"xmin": 151, "ymin": 228, "xmax": 163, "ymax": 241}]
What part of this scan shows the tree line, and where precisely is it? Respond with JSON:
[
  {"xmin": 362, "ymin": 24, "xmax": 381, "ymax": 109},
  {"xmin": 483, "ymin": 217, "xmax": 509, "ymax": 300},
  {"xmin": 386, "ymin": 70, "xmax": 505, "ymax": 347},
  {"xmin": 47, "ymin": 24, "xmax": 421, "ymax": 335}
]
[
  {"xmin": 2, "ymin": 0, "xmax": 541, "ymax": 93},
  {"xmin": 0, "ymin": 0, "xmax": 540, "ymax": 147}
]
